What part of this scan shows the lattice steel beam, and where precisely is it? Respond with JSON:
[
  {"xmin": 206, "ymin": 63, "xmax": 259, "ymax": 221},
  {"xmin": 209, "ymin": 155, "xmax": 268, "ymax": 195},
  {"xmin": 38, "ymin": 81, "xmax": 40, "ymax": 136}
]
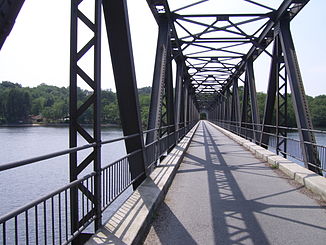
[
  {"xmin": 279, "ymin": 15, "xmax": 321, "ymax": 174},
  {"xmin": 69, "ymin": 0, "xmax": 102, "ymax": 241}
]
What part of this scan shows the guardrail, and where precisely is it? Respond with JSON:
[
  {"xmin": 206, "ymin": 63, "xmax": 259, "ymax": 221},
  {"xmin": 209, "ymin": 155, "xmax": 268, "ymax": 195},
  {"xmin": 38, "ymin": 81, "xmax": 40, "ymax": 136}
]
[
  {"xmin": 210, "ymin": 120, "xmax": 326, "ymax": 175},
  {"xmin": 0, "ymin": 121, "xmax": 197, "ymax": 245}
]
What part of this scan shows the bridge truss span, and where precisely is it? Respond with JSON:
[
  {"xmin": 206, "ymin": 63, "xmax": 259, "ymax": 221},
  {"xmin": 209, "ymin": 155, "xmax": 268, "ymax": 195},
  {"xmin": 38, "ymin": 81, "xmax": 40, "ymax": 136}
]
[
  {"xmin": 146, "ymin": 0, "xmax": 322, "ymax": 174},
  {"xmin": 0, "ymin": 0, "xmax": 325, "ymax": 244}
]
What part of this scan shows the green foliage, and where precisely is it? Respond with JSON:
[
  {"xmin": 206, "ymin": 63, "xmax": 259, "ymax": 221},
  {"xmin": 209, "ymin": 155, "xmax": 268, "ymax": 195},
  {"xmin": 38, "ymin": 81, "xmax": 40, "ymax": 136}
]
[
  {"xmin": 235, "ymin": 86, "xmax": 325, "ymax": 128},
  {"xmin": 139, "ymin": 93, "xmax": 151, "ymax": 129},
  {"xmin": 0, "ymin": 82, "xmax": 151, "ymax": 127},
  {"xmin": 0, "ymin": 82, "xmax": 31, "ymax": 123},
  {"xmin": 138, "ymin": 86, "xmax": 151, "ymax": 95},
  {"xmin": 256, "ymin": 92, "xmax": 266, "ymax": 122},
  {"xmin": 103, "ymin": 103, "xmax": 119, "ymax": 124},
  {"xmin": 310, "ymin": 95, "xmax": 326, "ymax": 127},
  {"xmin": 6, "ymin": 88, "xmax": 30, "ymax": 123},
  {"xmin": 2, "ymin": 81, "xmax": 324, "ymax": 128}
]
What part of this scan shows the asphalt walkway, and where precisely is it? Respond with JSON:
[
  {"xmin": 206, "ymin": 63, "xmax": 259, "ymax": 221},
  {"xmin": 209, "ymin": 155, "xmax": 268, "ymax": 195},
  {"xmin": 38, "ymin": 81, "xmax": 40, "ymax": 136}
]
[{"xmin": 143, "ymin": 121, "xmax": 326, "ymax": 245}]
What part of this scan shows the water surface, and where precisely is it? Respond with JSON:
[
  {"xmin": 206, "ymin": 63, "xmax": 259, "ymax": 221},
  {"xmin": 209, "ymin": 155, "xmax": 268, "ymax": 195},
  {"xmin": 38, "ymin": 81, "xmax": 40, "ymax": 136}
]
[{"xmin": 0, "ymin": 126, "xmax": 125, "ymax": 217}]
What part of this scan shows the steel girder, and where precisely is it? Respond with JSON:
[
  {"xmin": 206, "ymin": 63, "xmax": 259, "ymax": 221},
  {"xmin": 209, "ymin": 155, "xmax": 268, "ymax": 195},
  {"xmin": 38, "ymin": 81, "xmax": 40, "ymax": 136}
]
[
  {"xmin": 224, "ymin": 88, "xmax": 231, "ymax": 122},
  {"xmin": 145, "ymin": 0, "xmax": 309, "ymax": 115},
  {"xmin": 231, "ymin": 79, "xmax": 241, "ymax": 132},
  {"xmin": 184, "ymin": 79, "xmax": 189, "ymax": 126},
  {"xmin": 146, "ymin": 0, "xmax": 320, "ymax": 174},
  {"xmin": 146, "ymin": 16, "xmax": 170, "ymax": 144},
  {"xmin": 145, "ymin": 0, "xmax": 310, "ymax": 109},
  {"xmin": 260, "ymin": 36, "xmax": 288, "ymax": 157},
  {"xmin": 278, "ymin": 16, "xmax": 321, "ymax": 174},
  {"xmin": 246, "ymin": 57, "xmax": 260, "ymax": 143},
  {"xmin": 69, "ymin": 0, "xmax": 102, "ymax": 241},
  {"xmin": 175, "ymin": 58, "xmax": 184, "ymax": 130},
  {"xmin": 0, "ymin": 0, "xmax": 25, "ymax": 49},
  {"xmin": 221, "ymin": 0, "xmax": 310, "ymax": 92},
  {"xmin": 164, "ymin": 48, "xmax": 175, "ymax": 143},
  {"xmin": 241, "ymin": 78, "xmax": 250, "ymax": 137},
  {"xmin": 102, "ymin": 0, "xmax": 147, "ymax": 186},
  {"xmin": 260, "ymin": 38, "xmax": 280, "ymax": 147}
]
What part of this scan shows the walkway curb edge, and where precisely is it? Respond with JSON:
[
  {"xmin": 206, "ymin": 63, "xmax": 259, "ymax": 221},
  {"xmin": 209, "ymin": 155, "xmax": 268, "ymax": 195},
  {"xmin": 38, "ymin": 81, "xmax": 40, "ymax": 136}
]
[
  {"xmin": 86, "ymin": 122, "xmax": 200, "ymax": 245},
  {"xmin": 208, "ymin": 121, "xmax": 326, "ymax": 201}
]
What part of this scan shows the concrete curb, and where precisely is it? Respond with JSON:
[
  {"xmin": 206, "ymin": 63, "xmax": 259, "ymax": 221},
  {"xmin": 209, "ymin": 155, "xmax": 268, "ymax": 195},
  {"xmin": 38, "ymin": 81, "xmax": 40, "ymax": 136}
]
[
  {"xmin": 86, "ymin": 122, "xmax": 200, "ymax": 245},
  {"xmin": 208, "ymin": 121, "xmax": 326, "ymax": 201}
]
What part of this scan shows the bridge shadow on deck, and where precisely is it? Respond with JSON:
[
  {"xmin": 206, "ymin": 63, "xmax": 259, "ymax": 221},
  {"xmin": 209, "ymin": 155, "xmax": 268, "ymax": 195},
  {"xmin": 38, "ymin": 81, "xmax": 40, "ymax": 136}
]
[
  {"xmin": 144, "ymin": 121, "xmax": 326, "ymax": 245},
  {"xmin": 199, "ymin": 122, "xmax": 269, "ymax": 244}
]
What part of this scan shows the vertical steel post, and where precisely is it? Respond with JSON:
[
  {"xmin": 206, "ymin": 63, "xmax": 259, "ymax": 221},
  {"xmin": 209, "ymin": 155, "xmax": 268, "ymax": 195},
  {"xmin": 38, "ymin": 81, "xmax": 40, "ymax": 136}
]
[
  {"xmin": 175, "ymin": 58, "xmax": 184, "ymax": 131},
  {"xmin": 165, "ymin": 52, "xmax": 175, "ymax": 148},
  {"xmin": 241, "ymin": 80, "xmax": 250, "ymax": 138},
  {"xmin": 231, "ymin": 79, "xmax": 241, "ymax": 133},
  {"xmin": 93, "ymin": 0, "xmax": 102, "ymax": 231},
  {"xmin": 224, "ymin": 89, "xmax": 231, "ymax": 122},
  {"xmin": 218, "ymin": 96, "xmax": 223, "ymax": 121},
  {"xmin": 275, "ymin": 64, "xmax": 288, "ymax": 157},
  {"xmin": 246, "ymin": 57, "xmax": 260, "ymax": 143},
  {"xmin": 102, "ymin": 0, "xmax": 147, "ymax": 187},
  {"xmin": 69, "ymin": 1, "xmax": 78, "ymax": 238},
  {"xmin": 184, "ymin": 80, "xmax": 189, "ymax": 127},
  {"xmin": 260, "ymin": 37, "xmax": 279, "ymax": 147},
  {"xmin": 279, "ymin": 17, "xmax": 321, "ymax": 174},
  {"xmin": 69, "ymin": 0, "xmax": 102, "ymax": 241},
  {"xmin": 146, "ymin": 17, "xmax": 170, "ymax": 145},
  {"xmin": 221, "ymin": 93, "xmax": 225, "ymax": 122}
]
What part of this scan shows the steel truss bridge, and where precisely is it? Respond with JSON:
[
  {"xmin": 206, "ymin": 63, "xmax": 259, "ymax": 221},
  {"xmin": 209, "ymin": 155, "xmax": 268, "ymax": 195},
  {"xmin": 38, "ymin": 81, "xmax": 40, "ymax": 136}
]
[{"xmin": 0, "ymin": 0, "xmax": 325, "ymax": 244}]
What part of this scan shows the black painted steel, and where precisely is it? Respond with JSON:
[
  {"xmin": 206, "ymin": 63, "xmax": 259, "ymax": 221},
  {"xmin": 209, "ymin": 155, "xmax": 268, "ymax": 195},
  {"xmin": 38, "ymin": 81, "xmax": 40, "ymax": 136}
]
[
  {"xmin": 241, "ymin": 78, "xmax": 250, "ymax": 138},
  {"xmin": 0, "ymin": 0, "xmax": 25, "ymax": 49},
  {"xmin": 260, "ymin": 38, "xmax": 280, "ymax": 147},
  {"xmin": 246, "ymin": 57, "xmax": 260, "ymax": 143},
  {"xmin": 102, "ymin": 0, "xmax": 147, "ymax": 187},
  {"xmin": 175, "ymin": 58, "xmax": 185, "ymax": 132},
  {"xmin": 230, "ymin": 79, "xmax": 241, "ymax": 133},
  {"xmin": 1, "ymin": 0, "xmax": 324, "ymax": 243},
  {"xmin": 69, "ymin": 0, "xmax": 103, "ymax": 242},
  {"xmin": 146, "ymin": 16, "xmax": 170, "ymax": 145},
  {"xmin": 279, "ymin": 16, "xmax": 321, "ymax": 174}
]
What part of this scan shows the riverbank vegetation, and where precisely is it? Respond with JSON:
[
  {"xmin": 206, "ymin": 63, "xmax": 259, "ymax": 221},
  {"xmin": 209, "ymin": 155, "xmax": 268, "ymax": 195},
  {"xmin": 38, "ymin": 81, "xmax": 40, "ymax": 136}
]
[
  {"xmin": 0, "ymin": 81, "xmax": 325, "ymax": 128},
  {"xmin": 0, "ymin": 82, "xmax": 151, "ymax": 128}
]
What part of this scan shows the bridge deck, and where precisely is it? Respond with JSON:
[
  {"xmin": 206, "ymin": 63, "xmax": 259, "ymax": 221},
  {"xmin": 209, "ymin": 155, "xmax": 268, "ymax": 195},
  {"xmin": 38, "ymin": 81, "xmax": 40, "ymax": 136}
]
[{"xmin": 144, "ymin": 121, "xmax": 326, "ymax": 245}]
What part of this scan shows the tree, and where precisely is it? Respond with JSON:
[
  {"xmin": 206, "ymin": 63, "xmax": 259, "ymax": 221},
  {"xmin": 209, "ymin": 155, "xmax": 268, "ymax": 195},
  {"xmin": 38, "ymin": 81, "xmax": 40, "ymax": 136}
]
[
  {"xmin": 6, "ymin": 88, "xmax": 31, "ymax": 123},
  {"xmin": 311, "ymin": 95, "xmax": 326, "ymax": 127},
  {"xmin": 139, "ymin": 93, "xmax": 151, "ymax": 128},
  {"xmin": 102, "ymin": 103, "xmax": 119, "ymax": 124},
  {"xmin": 31, "ymin": 97, "xmax": 45, "ymax": 115}
]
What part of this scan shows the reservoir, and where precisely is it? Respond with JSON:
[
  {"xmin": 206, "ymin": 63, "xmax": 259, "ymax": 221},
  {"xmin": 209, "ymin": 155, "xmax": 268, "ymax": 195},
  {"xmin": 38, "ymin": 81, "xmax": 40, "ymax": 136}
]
[
  {"xmin": 0, "ymin": 126, "xmax": 126, "ymax": 218},
  {"xmin": 0, "ymin": 125, "xmax": 325, "ymax": 243},
  {"xmin": 1, "ymin": 126, "xmax": 325, "ymax": 215}
]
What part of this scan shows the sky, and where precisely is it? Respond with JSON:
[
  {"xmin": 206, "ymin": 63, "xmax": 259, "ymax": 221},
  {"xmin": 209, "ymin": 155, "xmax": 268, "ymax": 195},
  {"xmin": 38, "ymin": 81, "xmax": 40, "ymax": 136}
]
[{"xmin": 0, "ymin": 0, "xmax": 325, "ymax": 96}]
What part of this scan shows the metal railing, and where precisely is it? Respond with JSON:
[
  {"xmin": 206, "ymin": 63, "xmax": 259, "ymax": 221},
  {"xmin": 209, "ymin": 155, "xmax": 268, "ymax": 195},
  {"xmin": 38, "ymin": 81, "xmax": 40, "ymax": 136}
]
[
  {"xmin": 0, "ymin": 121, "xmax": 197, "ymax": 245},
  {"xmin": 210, "ymin": 120, "xmax": 326, "ymax": 175}
]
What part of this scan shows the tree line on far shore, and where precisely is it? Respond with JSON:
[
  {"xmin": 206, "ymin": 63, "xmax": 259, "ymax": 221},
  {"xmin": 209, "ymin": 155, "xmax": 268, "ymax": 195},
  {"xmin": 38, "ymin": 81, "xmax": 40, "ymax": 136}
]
[
  {"xmin": 0, "ymin": 81, "xmax": 325, "ymax": 128},
  {"xmin": 0, "ymin": 81, "xmax": 151, "ymax": 128}
]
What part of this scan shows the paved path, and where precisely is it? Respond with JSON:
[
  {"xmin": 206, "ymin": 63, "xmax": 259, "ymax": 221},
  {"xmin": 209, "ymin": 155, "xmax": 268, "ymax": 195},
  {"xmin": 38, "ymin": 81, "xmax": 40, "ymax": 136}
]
[{"xmin": 143, "ymin": 121, "xmax": 326, "ymax": 245}]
